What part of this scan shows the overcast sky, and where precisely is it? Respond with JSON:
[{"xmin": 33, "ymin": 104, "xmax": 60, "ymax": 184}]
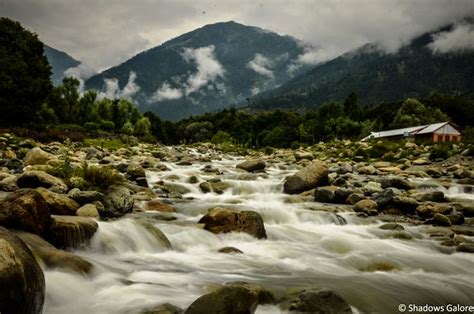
[{"xmin": 1, "ymin": 0, "xmax": 473, "ymax": 71}]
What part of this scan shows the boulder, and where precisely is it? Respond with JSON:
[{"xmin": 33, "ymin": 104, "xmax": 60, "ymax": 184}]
[
  {"xmin": 17, "ymin": 171, "xmax": 68, "ymax": 193},
  {"xmin": 185, "ymin": 286, "xmax": 258, "ymax": 314},
  {"xmin": 281, "ymin": 289, "xmax": 352, "ymax": 314},
  {"xmin": 381, "ymin": 176, "xmax": 413, "ymax": 190},
  {"xmin": 0, "ymin": 175, "xmax": 18, "ymax": 191},
  {"xmin": 24, "ymin": 147, "xmax": 54, "ymax": 166},
  {"xmin": 314, "ymin": 187, "xmax": 335, "ymax": 203},
  {"xmin": 68, "ymin": 189, "xmax": 104, "ymax": 205},
  {"xmin": 416, "ymin": 202, "xmax": 455, "ymax": 218},
  {"xmin": 218, "ymin": 247, "xmax": 244, "ymax": 254},
  {"xmin": 101, "ymin": 185, "xmax": 134, "ymax": 218},
  {"xmin": 143, "ymin": 303, "xmax": 183, "ymax": 314},
  {"xmin": 0, "ymin": 227, "xmax": 45, "ymax": 314},
  {"xmin": 379, "ymin": 223, "xmax": 404, "ymax": 231},
  {"xmin": 347, "ymin": 193, "xmax": 366, "ymax": 205},
  {"xmin": 294, "ymin": 152, "xmax": 314, "ymax": 161},
  {"xmin": 432, "ymin": 213, "xmax": 452, "ymax": 227},
  {"xmin": 236, "ymin": 160, "xmax": 266, "ymax": 172},
  {"xmin": 391, "ymin": 196, "xmax": 419, "ymax": 214},
  {"xmin": 145, "ymin": 200, "xmax": 176, "ymax": 212},
  {"xmin": 46, "ymin": 215, "xmax": 98, "ymax": 249},
  {"xmin": 284, "ymin": 161, "xmax": 329, "ymax": 194},
  {"xmin": 36, "ymin": 187, "xmax": 80, "ymax": 215},
  {"xmin": 334, "ymin": 189, "xmax": 353, "ymax": 204},
  {"xmin": 372, "ymin": 189, "xmax": 396, "ymax": 209},
  {"xmin": 199, "ymin": 182, "xmax": 212, "ymax": 193},
  {"xmin": 226, "ymin": 282, "xmax": 275, "ymax": 305},
  {"xmin": 198, "ymin": 207, "xmax": 267, "ymax": 239},
  {"xmin": 127, "ymin": 163, "xmax": 146, "ymax": 179},
  {"xmin": 412, "ymin": 191, "xmax": 445, "ymax": 203},
  {"xmin": 14, "ymin": 230, "xmax": 93, "ymax": 274},
  {"xmin": 76, "ymin": 204, "xmax": 100, "ymax": 218},
  {"xmin": 353, "ymin": 199, "xmax": 378, "ymax": 215},
  {"xmin": 0, "ymin": 189, "xmax": 51, "ymax": 235}
]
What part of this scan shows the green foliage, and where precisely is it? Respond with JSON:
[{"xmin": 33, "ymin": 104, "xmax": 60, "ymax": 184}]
[
  {"xmin": 0, "ymin": 17, "xmax": 52, "ymax": 126},
  {"xmin": 211, "ymin": 131, "xmax": 233, "ymax": 144},
  {"xmin": 79, "ymin": 163, "xmax": 125, "ymax": 191},
  {"xmin": 430, "ymin": 144, "xmax": 450, "ymax": 160},
  {"xmin": 134, "ymin": 117, "xmax": 151, "ymax": 136},
  {"xmin": 83, "ymin": 138, "xmax": 126, "ymax": 150},
  {"xmin": 391, "ymin": 98, "xmax": 449, "ymax": 129}
]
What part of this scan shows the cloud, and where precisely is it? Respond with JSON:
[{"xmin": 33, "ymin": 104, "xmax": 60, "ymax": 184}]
[
  {"xmin": 3, "ymin": 0, "xmax": 473, "ymax": 70},
  {"xmin": 151, "ymin": 45, "xmax": 225, "ymax": 102},
  {"xmin": 182, "ymin": 45, "xmax": 225, "ymax": 95},
  {"xmin": 152, "ymin": 82, "xmax": 183, "ymax": 101},
  {"xmin": 63, "ymin": 62, "xmax": 96, "ymax": 93},
  {"xmin": 247, "ymin": 53, "xmax": 273, "ymax": 77},
  {"xmin": 428, "ymin": 22, "xmax": 474, "ymax": 54},
  {"xmin": 98, "ymin": 71, "xmax": 140, "ymax": 100}
]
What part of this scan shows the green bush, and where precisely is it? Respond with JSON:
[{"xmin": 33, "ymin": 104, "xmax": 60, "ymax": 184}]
[
  {"xmin": 79, "ymin": 163, "xmax": 125, "ymax": 191},
  {"xmin": 430, "ymin": 144, "xmax": 450, "ymax": 160}
]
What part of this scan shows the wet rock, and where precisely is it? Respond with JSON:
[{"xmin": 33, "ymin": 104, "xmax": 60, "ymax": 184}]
[
  {"xmin": 210, "ymin": 180, "xmax": 230, "ymax": 194},
  {"xmin": 314, "ymin": 187, "xmax": 335, "ymax": 203},
  {"xmin": 450, "ymin": 225, "xmax": 474, "ymax": 237},
  {"xmin": 346, "ymin": 193, "xmax": 366, "ymax": 205},
  {"xmin": 76, "ymin": 204, "xmax": 100, "ymax": 218},
  {"xmin": 447, "ymin": 213, "xmax": 464, "ymax": 225},
  {"xmin": 357, "ymin": 165, "xmax": 377, "ymax": 175},
  {"xmin": 353, "ymin": 199, "xmax": 378, "ymax": 215},
  {"xmin": 284, "ymin": 161, "xmax": 329, "ymax": 194},
  {"xmin": 68, "ymin": 189, "xmax": 104, "ymax": 205},
  {"xmin": 142, "ymin": 303, "xmax": 183, "ymax": 314},
  {"xmin": 236, "ymin": 160, "xmax": 266, "ymax": 172},
  {"xmin": 164, "ymin": 182, "xmax": 191, "ymax": 195},
  {"xmin": 136, "ymin": 220, "xmax": 173, "ymax": 249},
  {"xmin": 24, "ymin": 147, "xmax": 54, "ymax": 166},
  {"xmin": 85, "ymin": 147, "xmax": 102, "ymax": 160},
  {"xmin": 412, "ymin": 191, "xmax": 445, "ymax": 203},
  {"xmin": 372, "ymin": 189, "xmax": 396, "ymax": 209},
  {"xmin": 101, "ymin": 185, "xmax": 134, "ymax": 218},
  {"xmin": 189, "ymin": 175, "xmax": 199, "ymax": 184},
  {"xmin": 416, "ymin": 202, "xmax": 454, "ymax": 217},
  {"xmin": 36, "ymin": 187, "xmax": 80, "ymax": 215},
  {"xmin": 391, "ymin": 196, "xmax": 419, "ymax": 214},
  {"xmin": 281, "ymin": 289, "xmax": 352, "ymax": 314},
  {"xmin": 364, "ymin": 181, "xmax": 383, "ymax": 194},
  {"xmin": 218, "ymin": 247, "xmax": 243, "ymax": 254},
  {"xmin": 0, "ymin": 189, "xmax": 51, "ymax": 235},
  {"xmin": 198, "ymin": 207, "xmax": 267, "ymax": 239},
  {"xmin": 199, "ymin": 182, "xmax": 212, "ymax": 193},
  {"xmin": 431, "ymin": 213, "xmax": 451, "ymax": 226},
  {"xmin": 334, "ymin": 188, "xmax": 353, "ymax": 204},
  {"xmin": 226, "ymin": 282, "xmax": 276, "ymax": 305},
  {"xmin": 294, "ymin": 152, "xmax": 313, "ymax": 161},
  {"xmin": 145, "ymin": 200, "xmax": 176, "ymax": 212},
  {"xmin": 381, "ymin": 176, "xmax": 413, "ymax": 190},
  {"xmin": 14, "ymin": 230, "xmax": 93, "ymax": 274},
  {"xmin": 185, "ymin": 286, "xmax": 258, "ymax": 314},
  {"xmin": 127, "ymin": 163, "xmax": 146, "ymax": 179},
  {"xmin": 17, "ymin": 170, "xmax": 68, "ymax": 193},
  {"xmin": 379, "ymin": 223, "xmax": 404, "ymax": 230},
  {"xmin": 457, "ymin": 243, "xmax": 474, "ymax": 253},
  {"xmin": 46, "ymin": 215, "xmax": 98, "ymax": 249},
  {"xmin": 0, "ymin": 227, "xmax": 45, "ymax": 314},
  {"xmin": 136, "ymin": 177, "xmax": 149, "ymax": 187}
]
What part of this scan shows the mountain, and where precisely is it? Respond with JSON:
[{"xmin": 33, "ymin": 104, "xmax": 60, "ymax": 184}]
[
  {"xmin": 251, "ymin": 21, "xmax": 474, "ymax": 110},
  {"xmin": 43, "ymin": 45, "xmax": 81, "ymax": 85},
  {"xmin": 84, "ymin": 21, "xmax": 312, "ymax": 120}
]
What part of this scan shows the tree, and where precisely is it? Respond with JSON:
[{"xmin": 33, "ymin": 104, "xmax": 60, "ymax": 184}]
[
  {"xmin": 134, "ymin": 117, "xmax": 151, "ymax": 136},
  {"xmin": 391, "ymin": 98, "xmax": 448, "ymax": 128},
  {"xmin": 343, "ymin": 92, "xmax": 361, "ymax": 121},
  {"xmin": 0, "ymin": 18, "xmax": 52, "ymax": 126}
]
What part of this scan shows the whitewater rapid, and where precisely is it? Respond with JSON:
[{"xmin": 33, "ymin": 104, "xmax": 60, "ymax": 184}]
[{"xmin": 43, "ymin": 153, "xmax": 474, "ymax": 314}]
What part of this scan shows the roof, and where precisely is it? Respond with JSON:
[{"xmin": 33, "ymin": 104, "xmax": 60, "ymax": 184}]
[{"xmin": 361, "ymin": 122, "xmax": 457, "ymax": 141}]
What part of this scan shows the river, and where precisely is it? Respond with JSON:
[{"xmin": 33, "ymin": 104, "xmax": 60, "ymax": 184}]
[{"xmin": 43, "ymin": 150, "xmax": 474, "ymax": 313}]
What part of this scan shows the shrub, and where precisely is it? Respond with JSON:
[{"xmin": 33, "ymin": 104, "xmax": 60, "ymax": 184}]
[
  {"xmin": 79, "ymin": 163, "xmax": 125, "ymax": 191},
  {"xmin": 430, "ymin": 144, "xmax": 450, "ymax": 160}
]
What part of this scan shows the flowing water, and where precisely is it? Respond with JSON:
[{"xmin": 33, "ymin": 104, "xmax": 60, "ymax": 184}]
[{"xmin": 43, "ymin": 153, "xmax": 474, "ymax": 314}]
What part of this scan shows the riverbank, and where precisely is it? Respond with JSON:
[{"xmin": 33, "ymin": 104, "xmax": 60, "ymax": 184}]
[{"xmin": 1, "ymin": 133, "xmax": 473, "ymax": 313}]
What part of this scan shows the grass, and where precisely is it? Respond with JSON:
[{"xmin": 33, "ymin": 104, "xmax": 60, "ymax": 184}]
[{"xmin": 83, "ymin": 138, "xmax": 126, "ymax": 150}]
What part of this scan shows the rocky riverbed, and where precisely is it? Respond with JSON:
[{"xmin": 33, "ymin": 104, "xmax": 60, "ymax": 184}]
[{"xmin": 1, "ymin": 133, "xmax": 473, "ymax": 314}]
